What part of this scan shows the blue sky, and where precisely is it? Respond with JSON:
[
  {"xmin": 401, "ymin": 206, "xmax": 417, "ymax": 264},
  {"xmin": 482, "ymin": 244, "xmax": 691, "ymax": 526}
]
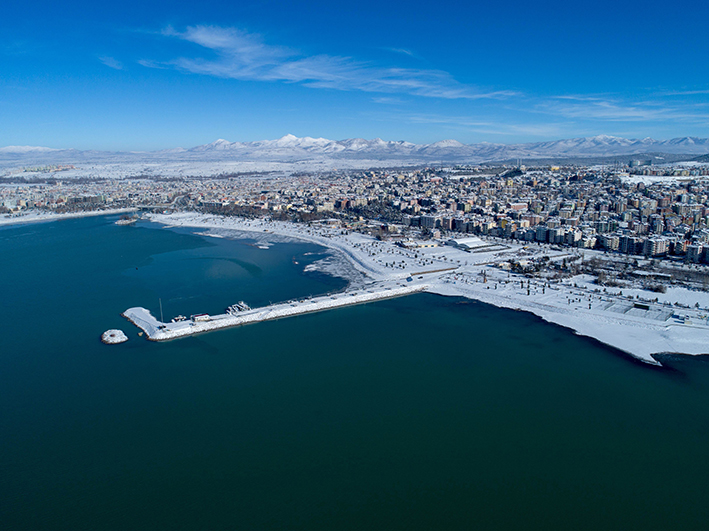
[{"xmin": 2, "ymin": 0, "xmax": 708, "ymax": 150}]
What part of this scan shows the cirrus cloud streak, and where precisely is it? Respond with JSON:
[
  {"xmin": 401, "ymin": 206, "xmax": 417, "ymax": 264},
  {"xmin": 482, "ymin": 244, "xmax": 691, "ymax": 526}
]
[{"xmin": 143, "ymin": 25, "xmax": 516, "ymax": 100}]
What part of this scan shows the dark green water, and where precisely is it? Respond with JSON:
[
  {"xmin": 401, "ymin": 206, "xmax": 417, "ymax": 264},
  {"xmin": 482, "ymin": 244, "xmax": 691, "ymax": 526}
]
[{"xmin": 2, "ymin": 215, "xmax": 709, "ymax": 530}]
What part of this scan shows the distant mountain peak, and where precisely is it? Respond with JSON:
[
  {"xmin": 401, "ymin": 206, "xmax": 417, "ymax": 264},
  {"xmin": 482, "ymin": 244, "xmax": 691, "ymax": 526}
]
[
  {"xmin": 429, "ymin": 139, "xmax": 466, "ymax": 148},
  {"xmin": 3, "ymin": 134, "xmax": 709, "ymax": 166},
  {"xmin": 0, "ymin": 145, "xmax": 59, "ymax": 153}
]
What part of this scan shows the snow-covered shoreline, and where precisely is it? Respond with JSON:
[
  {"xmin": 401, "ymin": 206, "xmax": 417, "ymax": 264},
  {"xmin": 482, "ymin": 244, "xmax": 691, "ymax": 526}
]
[
  {"xmin": 0, "ymin": 208, "xmax": 138, "ymax": 227},
  {"xmin": 149, "ymin": 212, "xmax": 709, "ymax": 366}
]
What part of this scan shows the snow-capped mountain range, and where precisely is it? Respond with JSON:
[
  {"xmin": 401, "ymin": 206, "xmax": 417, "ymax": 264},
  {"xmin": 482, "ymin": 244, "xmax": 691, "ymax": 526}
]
[
  {"xmin": 176, "ymin": 134, "xmax": 709, "ymax": 159},
  {"xmin": 2, "ymin": 134, "xmax": 709, "ymax": 166}
]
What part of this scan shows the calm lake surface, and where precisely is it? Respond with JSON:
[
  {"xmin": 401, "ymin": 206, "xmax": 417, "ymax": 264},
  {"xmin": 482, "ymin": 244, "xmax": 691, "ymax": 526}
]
[{"xmin": 2, "ymin": 215, "xmax": 709, "ymax": 530}]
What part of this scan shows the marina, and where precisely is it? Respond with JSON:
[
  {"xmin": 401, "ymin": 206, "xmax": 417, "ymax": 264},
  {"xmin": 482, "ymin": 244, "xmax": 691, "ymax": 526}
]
[
  {"xmin": 122, "ymin": 281, "xmax": 429, "ymax": 341},
  {"xmin": 148, "ymin": 213, "xmax": 709, "ymax": 365}
]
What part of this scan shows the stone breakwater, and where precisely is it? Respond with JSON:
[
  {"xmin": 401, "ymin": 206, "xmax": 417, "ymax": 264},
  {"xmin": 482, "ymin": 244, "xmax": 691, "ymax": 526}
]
[{"xmin": 123, "ymin": 282, "xmax": 428, "ymax": 341}]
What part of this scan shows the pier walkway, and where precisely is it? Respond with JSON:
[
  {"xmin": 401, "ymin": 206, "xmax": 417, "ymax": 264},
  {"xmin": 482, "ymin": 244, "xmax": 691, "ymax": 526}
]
[{"xmin": 123, "ymin": 281, "xmax": 428, "ymax": 341}]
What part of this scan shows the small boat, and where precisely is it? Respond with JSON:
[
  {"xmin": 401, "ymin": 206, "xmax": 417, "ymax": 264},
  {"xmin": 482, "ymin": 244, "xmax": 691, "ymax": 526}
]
[
  {"xmin": 115, "ymin": 215, "xmax": 138, "ymax": 226},
  {"xmin": 226, "ymin": 301, "xmax": 251, "ymax": 314}
]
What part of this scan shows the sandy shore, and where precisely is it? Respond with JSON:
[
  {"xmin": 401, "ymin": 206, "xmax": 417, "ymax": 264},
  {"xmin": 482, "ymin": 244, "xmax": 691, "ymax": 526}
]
[{"xmin": 147, "ymin": 212, "xmax": 709, "ymax": 365}]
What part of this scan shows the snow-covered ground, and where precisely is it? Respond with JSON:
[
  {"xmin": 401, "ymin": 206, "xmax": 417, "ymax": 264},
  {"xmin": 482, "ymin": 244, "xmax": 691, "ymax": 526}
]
[
  {"xmin": 0, "ymin": 208, "xmax": 138, "ymax": 227},
  {"xmin": 149, "ymin": 212, "xmax": 709, "ymax": 366},
  {"xmin": 0, "ymin": 158, "xmax": 419, "ymax": 180}
]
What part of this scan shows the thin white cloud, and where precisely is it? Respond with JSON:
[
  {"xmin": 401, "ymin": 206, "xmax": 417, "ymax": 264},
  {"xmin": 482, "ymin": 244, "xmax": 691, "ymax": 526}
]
[
  {"xmin": 3, "ymin": 40, "xmax": 39, "ymax": 56},
  {"xmin": 143, "ymin": 25, "xmax": 514, "ymax": 100},
  {"xmin": 98, "ymin": 56, "xmax": 123, "ymax": 70},
  {"xmin": 383, "ymin": 47, "xmax": 418, "ymax": 58},
  {"xmin": 658, "ymin": 89, "xmax": 709, "ymax": 96},
  {"xmin": 372, "ymin": 96, "xmax": 406, "ymax": 104},
  {"xmin": 536, "ymin": 96, "xmax": 709, "ymax": 123},
  {"xmin": 401, "ymin": 113, "xmax": 564, "ymax": 137}
]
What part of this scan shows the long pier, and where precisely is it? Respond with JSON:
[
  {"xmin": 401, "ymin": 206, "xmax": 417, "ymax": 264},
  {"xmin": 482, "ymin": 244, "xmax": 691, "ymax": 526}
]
[{"xmin": 122, "ymin": 282, "xmax": 428, "ymax": 341}]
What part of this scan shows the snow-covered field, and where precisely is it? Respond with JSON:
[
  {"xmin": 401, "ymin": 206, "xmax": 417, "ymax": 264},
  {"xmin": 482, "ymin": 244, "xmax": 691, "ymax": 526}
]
[
  {"xmin": 147, "ymin": 212, "xmax": 709, "ymax": 365},
  {"xmin": 0, "ymin": 158, "xmax": 419, "ymax": 180}
]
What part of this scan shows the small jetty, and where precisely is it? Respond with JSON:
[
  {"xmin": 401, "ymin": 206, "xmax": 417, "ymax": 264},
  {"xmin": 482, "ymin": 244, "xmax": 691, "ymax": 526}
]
[
  {"xmin": 122, "ymin": 281, "xmax": 428, "ymax": 341},
  {"xmin": 101, "ymin": 329, "xmax": 128, "ymax": 344}
]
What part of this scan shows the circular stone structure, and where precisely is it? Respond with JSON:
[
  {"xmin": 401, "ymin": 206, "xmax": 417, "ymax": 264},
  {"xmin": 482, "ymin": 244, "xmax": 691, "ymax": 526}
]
[{"xmin": 101, "ymin": 329, "xmax": 129, "ymax": 345}]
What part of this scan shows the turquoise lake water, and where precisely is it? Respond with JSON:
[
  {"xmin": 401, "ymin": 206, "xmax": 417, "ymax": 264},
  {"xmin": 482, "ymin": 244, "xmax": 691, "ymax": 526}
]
[{"xmin": 1, "ymin": 215, "xmax": 709, "ymax": 530}]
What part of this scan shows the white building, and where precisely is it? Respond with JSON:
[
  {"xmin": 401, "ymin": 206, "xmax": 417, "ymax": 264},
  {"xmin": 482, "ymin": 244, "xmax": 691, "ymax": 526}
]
[{"xmin": 446, "ymin": 236, "xmax": 488, "ymax": 251}]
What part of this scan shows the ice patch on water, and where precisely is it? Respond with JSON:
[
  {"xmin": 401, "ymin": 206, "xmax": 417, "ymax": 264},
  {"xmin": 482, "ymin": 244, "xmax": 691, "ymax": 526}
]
[
  {"xmin": 202, "ymin": 227, "xmax": 298, "ymax": 246},
  {"xmin": 304, "ymin": 250, "xmax": 367, "ymax": 288}
]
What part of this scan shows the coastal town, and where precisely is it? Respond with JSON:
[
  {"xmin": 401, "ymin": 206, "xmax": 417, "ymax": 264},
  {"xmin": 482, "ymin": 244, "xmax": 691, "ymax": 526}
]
[
  {"xmin": 4, "ymin": 161, "xmax": 709, "ymax": 265},
  {"xmin": 7, "ymin": 3, "xmax": 709, "ymax": 528},
  {"xmin": 5, "ymin": 159, "xmax": 709, "ymax": 364}
]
